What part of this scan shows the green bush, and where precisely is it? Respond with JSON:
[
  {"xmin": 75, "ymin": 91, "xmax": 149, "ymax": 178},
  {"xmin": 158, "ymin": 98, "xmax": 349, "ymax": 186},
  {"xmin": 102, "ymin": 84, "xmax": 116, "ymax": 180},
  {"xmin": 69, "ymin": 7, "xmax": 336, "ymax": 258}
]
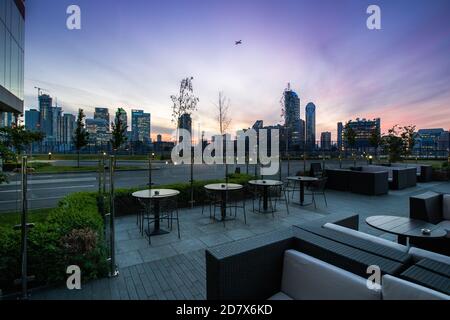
[
  {"xmin": 114, "ymin": 173, "xmax": 254, "ymax": 216},
  {"xmin": 0, "ymin": 192, "xmax": 108, "ymax": 293}
]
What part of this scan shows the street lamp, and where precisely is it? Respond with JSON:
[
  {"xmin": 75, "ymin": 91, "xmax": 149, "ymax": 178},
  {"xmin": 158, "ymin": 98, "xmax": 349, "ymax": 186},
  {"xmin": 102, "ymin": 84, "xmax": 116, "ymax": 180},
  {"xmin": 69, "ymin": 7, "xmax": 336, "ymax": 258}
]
[{"xmin": 48, "ymin": 152, "xmax": 52, "ymax": 160}]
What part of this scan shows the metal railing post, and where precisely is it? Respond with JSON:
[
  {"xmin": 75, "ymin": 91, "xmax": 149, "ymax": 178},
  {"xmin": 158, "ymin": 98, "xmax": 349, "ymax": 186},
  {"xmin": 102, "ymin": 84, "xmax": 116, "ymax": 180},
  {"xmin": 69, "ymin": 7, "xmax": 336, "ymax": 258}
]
[{"xmin": 108, "ymin": 156, "xmax": 119, "ymax": 277}]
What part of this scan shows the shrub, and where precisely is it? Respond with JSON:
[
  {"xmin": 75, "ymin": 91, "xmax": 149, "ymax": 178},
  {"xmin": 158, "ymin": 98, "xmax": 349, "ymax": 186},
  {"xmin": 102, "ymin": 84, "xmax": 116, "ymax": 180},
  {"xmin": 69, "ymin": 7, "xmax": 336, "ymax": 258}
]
[
  {"xmin": 0, "ymin": 192, "xmax": 108, "ymax": 293},
  {"xmin": 114, "ymin": 173, "xmax": 254, "ymax": 216}
]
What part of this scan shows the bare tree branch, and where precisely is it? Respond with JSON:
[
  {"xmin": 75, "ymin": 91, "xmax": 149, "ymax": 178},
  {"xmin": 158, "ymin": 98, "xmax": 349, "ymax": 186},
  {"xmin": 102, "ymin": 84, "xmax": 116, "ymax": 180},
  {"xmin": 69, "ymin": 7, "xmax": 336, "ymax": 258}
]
[{"xmin": 214, "ymin": 91, "xmax": 232, "ymax": 135}]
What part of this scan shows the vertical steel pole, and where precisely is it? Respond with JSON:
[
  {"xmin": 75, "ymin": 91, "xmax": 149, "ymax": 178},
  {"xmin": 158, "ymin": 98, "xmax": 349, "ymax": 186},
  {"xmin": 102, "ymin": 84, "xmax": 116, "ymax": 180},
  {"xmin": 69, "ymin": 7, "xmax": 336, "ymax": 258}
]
[
  {"xmin": 20, "ymin": 156, "xmax": 28, "ymax": 299},
  {"xmin": 109, "ymin": 156, "xmax": 119, "ymax": 277},
  {"xmin": 148, "ymin": 153, "xmax": 152, "ymax": 189}
]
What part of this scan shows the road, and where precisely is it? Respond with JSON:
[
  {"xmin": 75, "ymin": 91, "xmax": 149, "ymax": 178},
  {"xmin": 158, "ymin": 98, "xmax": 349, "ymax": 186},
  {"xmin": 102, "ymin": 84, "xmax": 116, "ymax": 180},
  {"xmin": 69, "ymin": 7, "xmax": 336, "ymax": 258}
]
[{"xmin": 0, "ymin": 160, "xmax": 363, "ymax": 213}]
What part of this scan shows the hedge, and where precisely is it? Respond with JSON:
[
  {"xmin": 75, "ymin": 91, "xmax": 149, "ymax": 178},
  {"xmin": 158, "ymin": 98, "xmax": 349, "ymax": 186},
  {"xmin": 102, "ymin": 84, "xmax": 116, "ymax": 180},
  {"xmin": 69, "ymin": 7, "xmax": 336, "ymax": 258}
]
[
  {"xmin": 0, "ymin": 192, "xmax": 108, "ymax": 294},
  {"xmin": 114, "ymin": 173, "xmax": 255, "ymax": 216}
]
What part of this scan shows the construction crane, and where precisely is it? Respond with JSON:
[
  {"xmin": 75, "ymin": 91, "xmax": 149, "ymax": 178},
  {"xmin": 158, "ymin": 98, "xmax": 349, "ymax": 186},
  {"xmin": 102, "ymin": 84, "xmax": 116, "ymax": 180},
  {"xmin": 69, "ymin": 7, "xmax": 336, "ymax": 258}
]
[{"xmin": 34, "ymin": 86, "xmax": 49, "ymax": 97}]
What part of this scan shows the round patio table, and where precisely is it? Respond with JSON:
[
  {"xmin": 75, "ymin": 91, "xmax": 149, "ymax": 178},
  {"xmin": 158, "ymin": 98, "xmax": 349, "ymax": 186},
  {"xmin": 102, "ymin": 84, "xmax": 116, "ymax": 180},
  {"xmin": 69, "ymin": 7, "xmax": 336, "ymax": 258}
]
[
  {"xmin": 286, "ymin": 176, "xmax": 318, "ymax": 206},
  {"xmin": 366, "ymin": 215, "xmax": 447, "ymax": 246},
  {"xmin": 132, "ymin": 189, "xmax": 180, "ymax": 237},
  {"xmin": 204, "ymin": 183, "xmax": 243, "ymax": 221},
  {"xmin": 248, "ymin": 180, "xmax": 283, "ymax": 212}
]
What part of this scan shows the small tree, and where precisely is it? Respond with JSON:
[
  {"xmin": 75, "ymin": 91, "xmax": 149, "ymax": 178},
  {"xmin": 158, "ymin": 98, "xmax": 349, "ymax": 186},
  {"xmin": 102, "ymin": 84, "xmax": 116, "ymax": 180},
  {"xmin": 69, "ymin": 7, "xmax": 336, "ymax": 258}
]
[
  {"xmin": 0, "ymin": 124, "xmax": 44, "ymax": 161},
  {"xmin": 171, "ymin": 77, "xmax": 199, "ymax": 138},
  {"xmin": 215, "ymin": 91, "xmax": 232, "ymax": 135},
  {"xmin": 400, "ymin": 125, "xmax": 416, "ymax": 162},
  {"xmin": 344, "ymin": 123, "xmax": 357, "ymax": 166},
  {"xmin": 369, "ymin": 128, "xmax": 382, "ymax": 161},
  {"xmin": 73, "ymin": 109, "xmax": 89, "ymax": 168},
  {"xmin": 111, "ymin": 109, "xmax": 128, "ymax": 154},
  {"xmin": 382, "ymin": 125, "xmax": 403, "ymax": 163}
]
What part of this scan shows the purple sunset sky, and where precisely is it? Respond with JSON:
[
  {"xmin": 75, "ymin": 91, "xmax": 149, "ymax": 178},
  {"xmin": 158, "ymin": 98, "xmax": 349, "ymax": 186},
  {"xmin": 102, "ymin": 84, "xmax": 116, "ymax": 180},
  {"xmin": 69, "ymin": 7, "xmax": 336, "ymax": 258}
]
[{"xmin": 24, "ymin": 0, "xmax": 450, "ymax": 140}]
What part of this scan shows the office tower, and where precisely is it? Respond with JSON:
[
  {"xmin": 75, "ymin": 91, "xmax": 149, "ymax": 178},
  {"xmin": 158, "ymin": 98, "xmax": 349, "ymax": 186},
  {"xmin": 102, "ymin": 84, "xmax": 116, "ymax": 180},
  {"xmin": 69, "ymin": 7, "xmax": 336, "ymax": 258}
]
[
  {"xmin": 437, "ymin": 131, "xmax": 450, "ymax": 152},
  {"xmin": 39, "ymin": 94, "xmax": 53, "ymax": 139},
  {"xmin": 337, "ymin": 122, "xmax": 343, "ymax": 151},
  {"xmin": 321, "ymin": 132, "xmax": 332, "ymax": 150},
  {"xmin": 343, "ymin": 118, "xmax": 381, "ymax": 150},
  {"xmin": 94, "ymin": 107, "xmax": 110, "ymax": 131},
  {"xmin": 157, "ymin": 134, "xmax": 162, "ymax": 143},
  {"xmin": 25, "ymin": 109, "xmax": 40, "ymax": 131},
  {"xmin": 0, "ymin": 0, "xmax": 25, "ymax": 117},
  {"xmin": 62, "ymin": 113, "xmax": 76, "ymax": 146},
  {"xmin": 305, "ymin": 102, "xmax": 316, "ymax": 149},
  {"xmin": 131, "ymin": 109, "xmax": 151, "ymax": 143}
]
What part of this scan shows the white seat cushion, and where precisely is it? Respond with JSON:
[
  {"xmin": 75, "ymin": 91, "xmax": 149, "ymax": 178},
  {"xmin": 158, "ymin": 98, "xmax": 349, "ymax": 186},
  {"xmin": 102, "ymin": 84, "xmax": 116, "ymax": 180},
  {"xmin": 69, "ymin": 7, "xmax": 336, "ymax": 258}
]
[
  {"xmin": 437, "ymin": 220, "xmax": 450, "ymax": 238},
  {"xmin": 443, "ymin": 194, "xmax": 450, "ymax": 220},
  {"xmin": 281, "ymin": 250, "xmax": 381, "ymax": 300},
  {"xmin": 382, "ymin": 275, "xmax": 449, "ymax": 300},
  {"xmin": 268, "ymin": 292, "xmax": 293, "ymax": 300},
  {"xmin": 408, "ymin": 247, "xmax": 450, "ymax": 264},
  {"xmin": 323, "ymin": 223, "xmax": 409, "ymax": 252}
]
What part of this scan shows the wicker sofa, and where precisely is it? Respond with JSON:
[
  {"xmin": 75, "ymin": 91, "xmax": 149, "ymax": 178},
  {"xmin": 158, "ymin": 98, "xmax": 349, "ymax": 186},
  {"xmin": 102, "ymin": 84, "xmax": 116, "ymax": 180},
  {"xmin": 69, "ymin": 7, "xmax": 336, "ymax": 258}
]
[
  {"xmin": 325, "ymin": 168, "xmax": 389, "ymax": 195},
  {"xmin": 206, "ymin": 214, "xmax": 450, "ymax": 300},
  {"xmin": 363, "ymin": 165, "xmax": 417, "ymax": 190},
  {"xmin": 410, "ymin": 191, "xmax": 450, "ymax": 255},
  {"xmin": 383, "ymin": 163, "xmax": 433, "ymax": 183}
]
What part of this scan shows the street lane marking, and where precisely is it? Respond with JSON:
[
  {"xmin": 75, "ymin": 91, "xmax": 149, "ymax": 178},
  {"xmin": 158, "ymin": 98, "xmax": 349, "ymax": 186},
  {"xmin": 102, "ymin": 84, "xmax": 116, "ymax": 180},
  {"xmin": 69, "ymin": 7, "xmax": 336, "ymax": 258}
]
[
  {"xmin": 0, "ymin": 177, "xmax": 97, "ymax": 186},
  {"xmin": 0, "ymin": 196, "xmax": 65, "ymax": 204},
  {"xmin": 0, "ymin": 185, "xmax": 95, "ymax": 193}
]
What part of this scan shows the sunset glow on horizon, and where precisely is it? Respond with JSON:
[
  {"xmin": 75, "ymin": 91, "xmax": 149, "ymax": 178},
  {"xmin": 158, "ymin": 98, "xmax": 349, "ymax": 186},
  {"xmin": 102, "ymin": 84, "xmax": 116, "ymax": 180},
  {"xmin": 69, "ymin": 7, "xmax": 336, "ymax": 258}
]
[{"xmin": 24, "ymin": 0, "xmax": 450, "ymax": 141}]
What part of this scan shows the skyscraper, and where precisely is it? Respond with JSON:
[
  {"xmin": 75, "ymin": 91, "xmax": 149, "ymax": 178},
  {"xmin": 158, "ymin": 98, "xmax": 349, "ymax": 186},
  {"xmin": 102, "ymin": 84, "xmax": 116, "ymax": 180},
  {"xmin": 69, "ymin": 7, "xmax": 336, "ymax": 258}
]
[
  {"xmin": 94, "ymin": 107, "xmax": 110, "ymax": 131},
  {"xmin": 0, "ymin": 0, "xmax": 25, "ymax": 117},
  {"xmin": 320, "ymin": 132, "xmax": 332, "ymax": 150},
  {"xmin": 131, "ymin": 109, "xmax": 151, "ymax": 143},
  {"xmin": 25, "ymin": 109, "xmax": 40, "ymax": 131},
  {"xmin": 283, "ymin": 84, "xmax": 302, "ymax": 147},
  {"xmin": 39, "ymin": 94, "xmax": 53, "ymax": 139},
  {"xmin": 305, "ymin": 102, "xmax": 316, "ymax": 149},
  {"xmin": 62, "ymin": 113, "xmax": 76, "ymax": 146}
]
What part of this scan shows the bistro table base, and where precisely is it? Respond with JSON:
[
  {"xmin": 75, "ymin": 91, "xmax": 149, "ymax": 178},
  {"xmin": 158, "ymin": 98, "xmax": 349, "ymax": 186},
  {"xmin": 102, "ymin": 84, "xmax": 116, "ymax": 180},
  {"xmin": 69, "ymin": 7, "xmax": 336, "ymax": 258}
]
[{"xmin": 145, "ymin": 228, "xmax": 170, "ymax": 237}]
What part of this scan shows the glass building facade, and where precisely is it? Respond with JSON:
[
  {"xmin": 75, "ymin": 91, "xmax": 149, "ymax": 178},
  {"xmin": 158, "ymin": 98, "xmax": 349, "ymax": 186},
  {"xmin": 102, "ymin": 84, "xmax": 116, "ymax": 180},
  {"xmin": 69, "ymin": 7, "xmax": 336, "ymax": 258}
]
[{"xmin": 0, "ymin": 0, "xmax": 25, "ymax": 114}]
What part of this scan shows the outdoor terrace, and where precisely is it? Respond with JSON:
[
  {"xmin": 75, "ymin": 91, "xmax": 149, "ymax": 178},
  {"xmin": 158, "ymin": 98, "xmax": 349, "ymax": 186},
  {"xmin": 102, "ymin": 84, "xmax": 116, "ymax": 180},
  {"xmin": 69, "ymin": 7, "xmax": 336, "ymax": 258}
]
[{"xmin": 30, "ymin": 179, "xmax": 450, "ymax": 300}]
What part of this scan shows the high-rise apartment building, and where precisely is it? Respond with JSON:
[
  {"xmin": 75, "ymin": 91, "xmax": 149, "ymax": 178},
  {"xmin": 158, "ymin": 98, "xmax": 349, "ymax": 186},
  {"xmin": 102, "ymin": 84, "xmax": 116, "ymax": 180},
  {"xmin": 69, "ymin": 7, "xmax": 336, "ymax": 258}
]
[
  {"xmin": 0, "ymin": 0, "xmax": 25, "ymax": 117},
  {"xmin": 305, "ymin": 102, "xmax": 316, "ymax": 149}
]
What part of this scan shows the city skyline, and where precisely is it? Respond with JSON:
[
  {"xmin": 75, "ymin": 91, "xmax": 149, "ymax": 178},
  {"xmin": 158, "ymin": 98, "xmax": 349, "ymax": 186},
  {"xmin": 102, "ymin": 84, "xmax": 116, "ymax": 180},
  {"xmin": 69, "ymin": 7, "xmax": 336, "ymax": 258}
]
[{"xmin": 23, "ymin": 0, "xmax": 450, "ymax": 140}]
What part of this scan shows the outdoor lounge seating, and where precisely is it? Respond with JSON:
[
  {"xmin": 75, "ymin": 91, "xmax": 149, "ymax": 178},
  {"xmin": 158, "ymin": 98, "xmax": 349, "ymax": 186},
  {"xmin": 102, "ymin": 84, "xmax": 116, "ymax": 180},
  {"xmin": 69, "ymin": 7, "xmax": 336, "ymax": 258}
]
[
  {"xmin": 206, "ymin": 214, "xmax": 450, "ymax": 300},
  {"xmin": 382, "ymin": 163, "xmax": 433, "ymax": 183},
  {"xmin": 364, "ymin": 165, "xmax": 417, "ymax": 190},
  {"xmin": 325, "ymin": 168, "xmax": 389, "ymax": 195},
  {"xmin": 409, "ymin": 191, "xmax": 450, "ymax": 255}
]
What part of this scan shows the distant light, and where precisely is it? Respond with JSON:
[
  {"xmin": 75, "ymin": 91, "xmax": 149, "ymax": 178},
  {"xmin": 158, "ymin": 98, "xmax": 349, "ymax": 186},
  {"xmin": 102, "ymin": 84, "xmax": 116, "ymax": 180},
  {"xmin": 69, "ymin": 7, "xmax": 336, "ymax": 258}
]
[{"xmin": 48, "ymin": 152, "xmax": 52, "ymax": 155}]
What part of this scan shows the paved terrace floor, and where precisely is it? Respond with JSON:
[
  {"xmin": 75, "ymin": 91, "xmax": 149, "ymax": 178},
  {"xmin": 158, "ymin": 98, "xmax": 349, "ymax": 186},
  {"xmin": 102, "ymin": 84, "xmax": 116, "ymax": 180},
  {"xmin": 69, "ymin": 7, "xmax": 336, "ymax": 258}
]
[{"xmin": 32, "ymin": 181, "xmax": 450, "ymax": 300}]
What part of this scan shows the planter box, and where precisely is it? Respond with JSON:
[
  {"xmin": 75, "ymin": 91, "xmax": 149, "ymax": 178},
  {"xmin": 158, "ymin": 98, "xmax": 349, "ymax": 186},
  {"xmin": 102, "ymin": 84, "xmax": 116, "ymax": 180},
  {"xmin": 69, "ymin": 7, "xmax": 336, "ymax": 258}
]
[{"xmin": 432, "ymin": 170, "xmax": 449, "ymax": 181}]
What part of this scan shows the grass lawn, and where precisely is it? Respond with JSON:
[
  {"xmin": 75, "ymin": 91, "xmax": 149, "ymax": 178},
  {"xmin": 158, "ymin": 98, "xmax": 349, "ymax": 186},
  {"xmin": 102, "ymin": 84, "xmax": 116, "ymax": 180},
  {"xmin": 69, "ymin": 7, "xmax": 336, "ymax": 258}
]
[{"xmin": 0, "ymin": 208, "xmax": 53, "ymax": 228}]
